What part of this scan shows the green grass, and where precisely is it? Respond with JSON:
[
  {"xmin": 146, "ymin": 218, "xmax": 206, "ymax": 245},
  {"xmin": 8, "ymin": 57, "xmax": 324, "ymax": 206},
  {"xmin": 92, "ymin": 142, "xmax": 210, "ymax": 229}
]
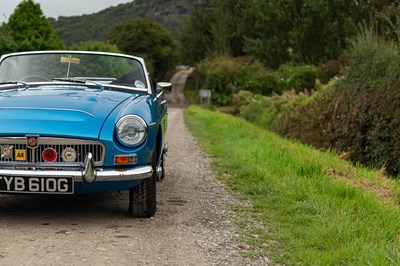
[{"xmin": 184, "ymin": 105, "xmax": 400, "ymax": 265}]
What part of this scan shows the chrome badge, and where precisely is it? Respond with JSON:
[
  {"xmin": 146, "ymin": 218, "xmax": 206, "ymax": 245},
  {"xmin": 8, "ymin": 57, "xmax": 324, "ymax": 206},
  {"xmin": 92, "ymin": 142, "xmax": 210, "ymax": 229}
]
[
  {"xmin": 26, "ymin": 135, "xmax": 39, "ymax": 149},
  {"xmin": 61, "ymin": 147, "xmax": 77, "ymax": 162},
  {"xmin": 1, "ymin": 145, "xmax": 14, "ymax": 159}
]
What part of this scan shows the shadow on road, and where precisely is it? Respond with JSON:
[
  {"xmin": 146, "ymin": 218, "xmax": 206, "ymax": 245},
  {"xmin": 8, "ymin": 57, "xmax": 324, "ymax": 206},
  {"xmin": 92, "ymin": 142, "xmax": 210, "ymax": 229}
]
[{"xmin": 0, "ymin": 192, "xmax": 132, "ymax": 222}]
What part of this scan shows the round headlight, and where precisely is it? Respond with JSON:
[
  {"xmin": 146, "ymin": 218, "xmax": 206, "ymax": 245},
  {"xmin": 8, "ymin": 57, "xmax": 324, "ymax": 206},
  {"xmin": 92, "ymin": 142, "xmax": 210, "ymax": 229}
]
[{"xmin": 116, "ymin": 115, "xmax": 147, "ymax": 147}]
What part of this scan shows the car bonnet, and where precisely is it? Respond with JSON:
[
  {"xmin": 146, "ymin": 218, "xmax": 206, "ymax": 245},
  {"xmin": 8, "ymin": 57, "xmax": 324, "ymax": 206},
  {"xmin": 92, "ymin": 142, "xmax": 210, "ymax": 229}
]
[{"xmin": 0, "ymin": 86, "xmax": 139, "ymax": 139}]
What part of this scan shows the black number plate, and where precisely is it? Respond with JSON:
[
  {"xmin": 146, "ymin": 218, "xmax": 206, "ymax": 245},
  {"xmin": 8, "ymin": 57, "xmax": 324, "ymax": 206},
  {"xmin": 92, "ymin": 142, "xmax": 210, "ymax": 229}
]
[{"xmin": 0, "ymin": 176, "xmax": 73, "ymax": 194}]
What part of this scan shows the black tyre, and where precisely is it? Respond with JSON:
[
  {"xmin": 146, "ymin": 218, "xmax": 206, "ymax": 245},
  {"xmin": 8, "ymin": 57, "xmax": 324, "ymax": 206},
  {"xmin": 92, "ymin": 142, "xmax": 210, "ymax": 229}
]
[{"xmin": 128, "ymin": 151, "xmax": 157, "ymax": 218}]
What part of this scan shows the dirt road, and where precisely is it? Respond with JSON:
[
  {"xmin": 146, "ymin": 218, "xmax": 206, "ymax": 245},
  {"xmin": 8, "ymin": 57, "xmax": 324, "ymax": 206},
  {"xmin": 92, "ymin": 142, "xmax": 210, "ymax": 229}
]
[{"xmin": 0, "ymin": 71, "xmax": 248, "ymax": 265}]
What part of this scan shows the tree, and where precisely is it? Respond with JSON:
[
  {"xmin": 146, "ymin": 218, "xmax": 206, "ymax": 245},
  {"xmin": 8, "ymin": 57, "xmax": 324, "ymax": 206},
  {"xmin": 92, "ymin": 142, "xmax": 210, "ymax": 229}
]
[
  {"xmin": 178, "ymin": 1, "xmax": 213, "ymax": 65},
  {"xmin": 70, "ymin": 41, "xmax": 121, "ymax": 53},
  {"xmin": 237, "ymin": 0, "xmax": 361, "ymax": 67},
  {"xmin": 108, "ymin": 19, "xmax": 176, "ymax": 80},
  {"xmin": 178, "ymin": 0, "xmax": 243, "ymax": 65},
  {"xmin": 0, "ymin": 28, "xmax": 17, "ymax": 56},
  {"xmin": 287, "ymin": 0, "xmax": 358, "ymax": 63},
  {"xmin": 180, "ymin": 0, "xmax": 400, "ymax": 68},
  {"xmin": 354, "ymin": 1, "xmax": 400, "ymax": 42},
  {"xmin": 238, "ymin": 0, "xmax": 292, "ymax": 68},
  {"xmin": 5, "ymin": 0, "xmax": 64, "ymax": 51}
]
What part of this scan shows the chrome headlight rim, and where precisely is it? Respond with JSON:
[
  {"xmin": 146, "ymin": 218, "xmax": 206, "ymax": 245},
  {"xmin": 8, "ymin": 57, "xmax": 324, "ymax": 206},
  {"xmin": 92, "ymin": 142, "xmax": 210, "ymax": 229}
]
[{"xmin": 115, "ymin": 115, "xmax": 148, "ymax": 147}]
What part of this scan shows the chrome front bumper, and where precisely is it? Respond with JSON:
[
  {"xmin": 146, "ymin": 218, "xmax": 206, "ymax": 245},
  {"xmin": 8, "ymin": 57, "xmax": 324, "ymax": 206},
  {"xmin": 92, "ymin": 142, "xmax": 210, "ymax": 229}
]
[{"xmin": 0, "ymin": 153, "xmax": 153, "ymax": 183}]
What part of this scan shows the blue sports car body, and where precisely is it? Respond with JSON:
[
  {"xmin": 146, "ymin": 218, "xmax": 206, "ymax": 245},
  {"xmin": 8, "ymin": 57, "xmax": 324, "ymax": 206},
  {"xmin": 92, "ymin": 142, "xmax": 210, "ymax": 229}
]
[{"xmin": 0, "ymin": 50, "xmax": 171, "ymax": 217}]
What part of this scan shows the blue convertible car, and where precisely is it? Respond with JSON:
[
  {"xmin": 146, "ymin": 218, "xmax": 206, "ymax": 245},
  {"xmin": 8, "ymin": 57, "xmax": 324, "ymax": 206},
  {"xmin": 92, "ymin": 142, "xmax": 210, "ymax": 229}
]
[{"xmin": 0, "ymin": 50, "xmax": 171, "ymax": 217}]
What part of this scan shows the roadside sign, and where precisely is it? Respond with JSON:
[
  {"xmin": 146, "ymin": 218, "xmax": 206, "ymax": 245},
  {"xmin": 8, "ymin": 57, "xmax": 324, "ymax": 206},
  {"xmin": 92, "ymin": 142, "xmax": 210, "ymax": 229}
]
[{"xmin": 199, "ymin": 89, "xmax": 211, "ymax": 104}]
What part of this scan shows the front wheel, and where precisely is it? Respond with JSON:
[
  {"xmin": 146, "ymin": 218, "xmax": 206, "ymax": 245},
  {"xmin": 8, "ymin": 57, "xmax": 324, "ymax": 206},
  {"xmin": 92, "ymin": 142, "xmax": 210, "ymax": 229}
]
[
  {"xmin": 128, "ymin": 152, "xmax": 157, "ymax": 218},
  {"xmin": 128, "ymin": 175, "xmax": 156, "ymax": 217}
]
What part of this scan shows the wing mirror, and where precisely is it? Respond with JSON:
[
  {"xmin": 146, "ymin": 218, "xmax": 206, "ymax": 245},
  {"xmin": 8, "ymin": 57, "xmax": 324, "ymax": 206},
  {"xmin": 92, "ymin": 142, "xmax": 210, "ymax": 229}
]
[{"xmin": 156, "ymin": 82, "xmax": 172, "ymax": 94}]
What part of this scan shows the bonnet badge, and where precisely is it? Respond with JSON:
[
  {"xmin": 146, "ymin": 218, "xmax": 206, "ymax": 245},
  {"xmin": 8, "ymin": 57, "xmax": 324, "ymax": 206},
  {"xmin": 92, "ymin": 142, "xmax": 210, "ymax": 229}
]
[{"xmin": 26, "ymin": 135, "xmax": 39, "ymax": 149}]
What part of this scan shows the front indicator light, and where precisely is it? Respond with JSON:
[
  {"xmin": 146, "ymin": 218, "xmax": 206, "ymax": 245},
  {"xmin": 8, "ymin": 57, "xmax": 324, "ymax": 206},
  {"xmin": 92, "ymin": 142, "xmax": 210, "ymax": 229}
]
[{"xmin": 114, "ymin": 155, "xmax": 138, "ymax": 165}]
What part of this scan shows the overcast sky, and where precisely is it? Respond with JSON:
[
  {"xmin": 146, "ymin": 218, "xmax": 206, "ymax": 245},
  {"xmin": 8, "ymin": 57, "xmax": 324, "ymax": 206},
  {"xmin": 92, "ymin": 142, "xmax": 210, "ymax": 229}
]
[{"xmin": 1, "ymin": 0, "xmax": 132, "ymax": 23}]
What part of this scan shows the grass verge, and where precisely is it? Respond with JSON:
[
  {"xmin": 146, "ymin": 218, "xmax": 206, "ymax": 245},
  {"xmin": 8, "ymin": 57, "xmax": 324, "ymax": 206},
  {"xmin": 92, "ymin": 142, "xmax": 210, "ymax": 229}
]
[{"xmin": 184, "ymin": 105, "xmax": 400, "ymax": 265}]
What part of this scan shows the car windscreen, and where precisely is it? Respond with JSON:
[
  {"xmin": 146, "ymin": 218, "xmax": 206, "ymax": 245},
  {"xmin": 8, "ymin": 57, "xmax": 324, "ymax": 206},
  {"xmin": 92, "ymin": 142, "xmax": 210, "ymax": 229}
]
[{"xmin": 0, "ymin": 53, "xmax": 147, "ymax": 89}]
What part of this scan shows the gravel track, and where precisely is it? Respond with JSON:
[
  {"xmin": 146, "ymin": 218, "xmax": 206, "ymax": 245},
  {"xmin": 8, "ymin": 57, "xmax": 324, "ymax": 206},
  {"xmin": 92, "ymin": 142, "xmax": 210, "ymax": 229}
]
[{"xmin": 0, "ymin": 71, "xmax": 251, "ymax": 265}]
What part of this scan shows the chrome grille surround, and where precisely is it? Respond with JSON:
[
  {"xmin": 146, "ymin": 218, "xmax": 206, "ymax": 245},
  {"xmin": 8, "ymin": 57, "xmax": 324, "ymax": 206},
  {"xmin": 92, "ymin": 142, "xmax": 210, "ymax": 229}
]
[{"xmin": 0, "ymin": 137, "xmax": 105, "ymax": 168}]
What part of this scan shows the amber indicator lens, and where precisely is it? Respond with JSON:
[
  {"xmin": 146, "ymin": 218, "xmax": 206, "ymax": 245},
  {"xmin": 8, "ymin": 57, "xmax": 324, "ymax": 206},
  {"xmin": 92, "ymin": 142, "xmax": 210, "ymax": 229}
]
[{"xmin": 115, "ymin": 156, "xmax": 130, "ymax": 165}]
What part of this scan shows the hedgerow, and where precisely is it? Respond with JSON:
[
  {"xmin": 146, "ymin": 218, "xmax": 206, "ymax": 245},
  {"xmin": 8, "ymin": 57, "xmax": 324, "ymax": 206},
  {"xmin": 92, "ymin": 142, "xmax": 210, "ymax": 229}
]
[
  {"xmin": 317, "ymin": 28, "xmax": 400, "ymax": 175},
  {"xmin": 256, "ymin": 28, "xmax": 400, "ymax": 176},
  {"xmin": 189, "ymin": 56, "xmax": 321, "ymax": 106}
]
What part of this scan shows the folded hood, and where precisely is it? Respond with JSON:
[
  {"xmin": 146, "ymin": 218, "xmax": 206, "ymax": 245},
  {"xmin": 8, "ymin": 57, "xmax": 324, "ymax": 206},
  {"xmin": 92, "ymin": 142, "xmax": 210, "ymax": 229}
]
[{"xmin": 0, "ymin": 86, "xmax": 139, "ymax": 139}]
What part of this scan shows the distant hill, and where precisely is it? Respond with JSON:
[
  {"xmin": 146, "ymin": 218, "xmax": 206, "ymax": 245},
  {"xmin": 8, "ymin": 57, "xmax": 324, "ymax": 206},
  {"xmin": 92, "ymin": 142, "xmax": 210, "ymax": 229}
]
[{"xmin": 49, "ymin": 0, "xmax": 191, "ymax": 45}]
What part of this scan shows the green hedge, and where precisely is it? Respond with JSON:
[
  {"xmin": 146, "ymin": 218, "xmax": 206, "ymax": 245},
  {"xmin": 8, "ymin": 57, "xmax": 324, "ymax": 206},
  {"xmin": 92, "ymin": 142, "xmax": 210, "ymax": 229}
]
[
  {"xmin": 319, "ymin": 29, "xmax": 400, "ymax": 175},
  {"xmin": 190, "ymin": 56, "xmax": 320, "ymax": 106},
  {"xmin": 269, "ymin": 28, "xmax": 400, "ymax": 176},
  {"xmin": 233, "ymin": 90, "xmax": 312, "ymax": 131},
  {"xmin": 276, "ymin": 64, "xmax": 317, "ymax": 93},
  {"xmin": 198, "ymin": 29, "xmax": 400, "ymax": 176}
]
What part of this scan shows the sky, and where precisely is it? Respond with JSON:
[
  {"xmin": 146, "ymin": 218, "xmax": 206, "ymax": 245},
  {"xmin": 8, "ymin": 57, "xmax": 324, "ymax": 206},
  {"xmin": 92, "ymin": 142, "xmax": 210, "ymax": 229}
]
[{"xmin": 1, "ymin": 0, "xmax": 132, "ymax": 23}]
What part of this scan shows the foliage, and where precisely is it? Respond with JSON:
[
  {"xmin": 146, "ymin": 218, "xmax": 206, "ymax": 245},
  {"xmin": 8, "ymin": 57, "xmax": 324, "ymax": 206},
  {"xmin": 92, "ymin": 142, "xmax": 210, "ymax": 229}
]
[
  {"xmin": 237, "ymin": 61, "xmax": 279, "ymax": 95},
  {"xmin": 252, "ymin": 27, "xmax": 400, "ymax": 176},
  {"xmin": 233, "ymin": 90, "xmax": 314, "ymax": 132},
  {"xmin": 69, "ymin": 41, "xmax": 121, "ymax": 53},
  {"xmin": 317, "ymin": 55, "xmax": 351, "ymax": 84},
  {"xmin": 185, "ymin": 105, "xmax": 400, "ymax": 265},
  {"xmin": 316, "ymin": 28, "xmax": 400, "ymax": 176},
  {"xmin": 178, "ymin": 0, "xmax": 242, "ymax": 65},
  {"xmin": 276, "ymin": 64, "xmax": 318, "ymax": 93},
  {"xmin": 178, "ymin": 3, "xmax": 213, "ymax": 65},
  {"xmin": 0, "ymin": 31, "xmax": 17, "ymax": 56},
  {"xmin": 191, "ymin": 56, "xmax": 280, "ymax": 105},
  {"xmin": 238, "ymin": 0, "xmax": 292, "ymax": 68},
  {"xmin": 189, "ymin": 56, "xmax": 321, "ymax": 106},
  {"xmin": 50, "ymin": 0, "xmax": 191, "ymax": 45},
  {"xmin": 179, "ymin": 0, "xmax": 400, "ymax": 68},
  {"xmin": 108, "ymin": 19, "xmax": 176, "ymax": 80},
  {"xmin": 4, "ymin": 0, "xmax": 64, "ymax": 51}
]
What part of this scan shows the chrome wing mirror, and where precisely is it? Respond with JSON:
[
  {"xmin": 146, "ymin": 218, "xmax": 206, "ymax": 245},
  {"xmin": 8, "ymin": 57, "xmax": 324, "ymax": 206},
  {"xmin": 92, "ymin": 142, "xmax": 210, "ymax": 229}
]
[
  {"xmin": 155, "ymin": 82, "xmax": 172, "ymax": 100},
  {"xmin": 156, "ymin": 82, "xmax": 172, "ymax": 94}
]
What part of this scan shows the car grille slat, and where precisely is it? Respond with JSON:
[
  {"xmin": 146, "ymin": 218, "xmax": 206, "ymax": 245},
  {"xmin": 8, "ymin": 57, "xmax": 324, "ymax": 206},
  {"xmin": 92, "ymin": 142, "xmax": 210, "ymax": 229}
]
[{"xmin": 0, "ymin": 137, "xmax": 105, "ymax": 166}]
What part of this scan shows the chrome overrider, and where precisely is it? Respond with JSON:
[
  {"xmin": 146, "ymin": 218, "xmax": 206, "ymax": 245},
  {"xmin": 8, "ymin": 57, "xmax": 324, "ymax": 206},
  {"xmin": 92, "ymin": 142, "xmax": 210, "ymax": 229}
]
[{"xmin": 0, "ymin": 152, "xmax": 153, "ymax": 183}]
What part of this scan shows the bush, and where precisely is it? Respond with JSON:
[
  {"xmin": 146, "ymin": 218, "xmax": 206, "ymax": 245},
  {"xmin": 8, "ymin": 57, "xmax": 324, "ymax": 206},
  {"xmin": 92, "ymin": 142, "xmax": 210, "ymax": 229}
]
[
  {"xmin": 233, "ymin": 89, "xmax": 320, "ymax": 135},
  {"xmin": 193, "ymin": 28, "xmax": 400, "ymax": 176},
  {"xmin": 232, "ymin": 91, "xmax": 273, "ymax": 128},
  {"xmin": 236, "ymin": 61, "xmax": 279, "ymax": 95},
  {"xmin": 193, "ymin": 56, "xmax": 280, "ymax": 105},
  {"xmin": 320, "ymin": 28, "xmax": 400, "ymax": 175},
  {"xmin": 276, "ymin": 64, "xmax": 318, "ymax": 93},
  {"xmin": 273, "ymin": 28, "xmax": 400, "ymax": 176},
  {"xmin": 317, "ymin": 55, "xmax": 350, "ymax": 84},
  {"xmin": 191, "ymin": 56, "xmax": 325, "ymax": 106}
]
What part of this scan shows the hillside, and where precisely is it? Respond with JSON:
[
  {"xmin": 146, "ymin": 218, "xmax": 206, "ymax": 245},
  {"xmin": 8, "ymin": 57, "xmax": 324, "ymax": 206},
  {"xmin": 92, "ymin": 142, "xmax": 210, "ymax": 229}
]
[{"xmin": 49, "ymin": 0, "xmax": 191, "ymax": 45}]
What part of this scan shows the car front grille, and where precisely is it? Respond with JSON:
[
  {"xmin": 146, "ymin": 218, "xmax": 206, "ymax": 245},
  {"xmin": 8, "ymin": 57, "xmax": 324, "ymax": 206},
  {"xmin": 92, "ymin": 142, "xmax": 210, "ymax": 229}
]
[{"xmin": 0, "ymin": 137, "xmax": 105, "ymax": 167}]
